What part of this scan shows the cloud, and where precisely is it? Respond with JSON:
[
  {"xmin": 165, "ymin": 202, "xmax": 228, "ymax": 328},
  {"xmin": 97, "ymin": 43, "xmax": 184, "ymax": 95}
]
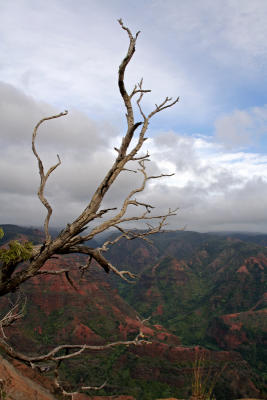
[
  {"xmin": 179, "ymin": 177, "xmax": 267, "ymax": 233},
  {"xmin": 141, "ymin": 130, "xmax": 267, "ymax": 232},
  {"xmin": 0, "ymin": 82, "xmax": 149, "ymax": 227},
  {"xmin": 1, "ymin": 0, "xmax": 267, "ymax": 233},
  {"xmin": 153, "ymin": 0, "xmax": 267, "ymax": 68},
  {"xmin": 214, "ymin": 105, "xmax": 267, "ymax": 149},
  {"xmin": 1, "ymin": 81, "xmax": 267, "ymax": 232},
  {"xmin": 2, "ymin": 0, "xmax": 267, "ymax": 134}
]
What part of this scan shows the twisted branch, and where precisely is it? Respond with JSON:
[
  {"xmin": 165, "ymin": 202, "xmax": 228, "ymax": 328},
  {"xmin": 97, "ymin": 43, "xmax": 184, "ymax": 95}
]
[
  {"xmin": 0, "ymin": 293, "xmax": 26, "ymax": 339},
  {"xmin": 0, "ymin": 18, "xmax": 179, "ymax": 323},
  {"xmin": 32, "ymin": 111, "xmax": 68, "ymax": 243}
]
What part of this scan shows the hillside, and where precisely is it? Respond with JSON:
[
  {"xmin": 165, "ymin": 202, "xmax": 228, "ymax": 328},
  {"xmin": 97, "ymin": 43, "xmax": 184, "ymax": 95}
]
[
  {"xmin": 0, "ymin": 226, "xmax": 266, "ymax": 399},
  {"xmin": 107, "ymin": 231, "xmax": 267, "ymax": 396}
]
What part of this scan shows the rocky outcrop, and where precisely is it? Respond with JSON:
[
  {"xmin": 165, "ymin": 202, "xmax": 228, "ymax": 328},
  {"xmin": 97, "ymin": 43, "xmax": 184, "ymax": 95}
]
[{"xmin": 0, "ymin": 355, "xmax": 56, "ymax": 400}]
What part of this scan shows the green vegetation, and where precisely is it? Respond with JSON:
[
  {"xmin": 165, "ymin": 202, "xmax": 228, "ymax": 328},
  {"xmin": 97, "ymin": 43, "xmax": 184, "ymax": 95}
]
[
  {"xmin": 1, "ymin": 227, "xmax": 266, "ymax": 398},
  {"xmin": 0, "ymin": 240, "xmax": 33, "ymax": 265},
  {"xmin": 0, "ymin": 227, "xmax": 33, "ymax": 266},
  {"xmin": 191, "ymin": 351, "xmax": 227, "ymax": 400},
  {"xmin": 59, "ymin": 349, "xmax": 192, "ymax": 399},
  {"xmin": 110, "ymin": 230, "xmax": 267, "ymax": 394}
]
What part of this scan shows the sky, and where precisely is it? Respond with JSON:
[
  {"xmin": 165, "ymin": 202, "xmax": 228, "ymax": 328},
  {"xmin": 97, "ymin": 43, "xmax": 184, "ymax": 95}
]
[{"xmin": 1, "ymin": 0, "xmax": 267, "ymax": 233}]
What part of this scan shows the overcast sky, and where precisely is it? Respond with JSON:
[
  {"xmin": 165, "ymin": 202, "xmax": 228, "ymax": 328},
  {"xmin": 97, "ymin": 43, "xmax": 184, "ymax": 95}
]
[{"xmin": 1, "ymin": 0, "xmax": 267, "ymax": 233}]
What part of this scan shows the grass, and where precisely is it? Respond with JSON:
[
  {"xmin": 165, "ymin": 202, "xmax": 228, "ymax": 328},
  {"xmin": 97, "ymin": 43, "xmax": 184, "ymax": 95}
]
[{"xmin": 190, "ymin": 349, "xmax": 227, "ymax": 400}]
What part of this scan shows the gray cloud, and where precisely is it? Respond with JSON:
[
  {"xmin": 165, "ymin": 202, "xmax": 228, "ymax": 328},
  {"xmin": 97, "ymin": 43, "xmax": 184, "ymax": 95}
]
[
  {"xmin": 0, "ymin": 82, "xmax": 158, "ymax": 227},
  {"xmin": 137, "ymin": 176, "xmax": 267, "ymax": 233},
  {"xmin": 1, "ymin": 83, "xmax": 267, "ymax": 233},
  {"xmin": 0, "ymin": 82, "xmax": 116, "ymax": 151}
]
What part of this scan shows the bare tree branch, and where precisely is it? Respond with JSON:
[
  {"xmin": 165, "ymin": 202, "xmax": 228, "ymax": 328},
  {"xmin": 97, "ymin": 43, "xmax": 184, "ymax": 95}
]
[
  {"xmin": 0, "ymin": 293, "xmax": 26, "ymax": 339},
  {"xmin": 51, "ymin": 318, "xmax": 150, "ymax": 396},
  {"xmin": 54, "ymin": 370, "xmax": 107, "ymax": 398},
  {"xmin": 0, "ymin": 19, "xmax": 181, "ymax": 396},
  {"xmin": 0, "ymin": 335, "xmax": 150, "ymax": 364},
  {"xmin": 36, "ymin": 269, "xmax": 69, "ymax": 275},
  {"xmin": 0, "ymin": 19, "xmax": 178, "ymax": 296},
  {"xmin": 130, "ymin": 78, "xmax": 151, "ymax": 99},
  {"xmin": 77, "ymin": 160, "xmax": 176, "ymax": 246},
  {"xmin": 79, "ymin": 255, "xmax": 93, "ymax": 279},
  {"xmin": 32, "ymin": 111, "xmax": 68, "ymax": 243},
  {"xmin": 149, "ymin": 96, "xmax": 180, "ymax": 118},
  {"xmin": 36, "ymin": 269, "xmax": 78, "ymax": 291},
  {"xmin": 118, "ymin": 18, "xmax": 140, "ymax": 128}
]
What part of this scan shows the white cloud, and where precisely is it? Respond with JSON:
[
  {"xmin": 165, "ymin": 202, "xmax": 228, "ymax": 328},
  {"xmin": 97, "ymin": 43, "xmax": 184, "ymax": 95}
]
[
  {"xmin": 214, "ymin": 105, "xmax": 267, "ymax": 149},
  {"xmin": 143, "ymin": 131, "xmax": 267, "ymax": 232},
  {"xmin": 1, "ymin": 81, "xmax": 267, "ymax": 232},
  {"xmin": 1, "ymin": 1, "xmax": 267, "ymax": 232},
  {"xmin": 154, "ymin": 0, "xmax": 267, "ymax": 69},
  {"xmin": 1, "ymin": 0, "xmax": 267, "ymax": 131}
]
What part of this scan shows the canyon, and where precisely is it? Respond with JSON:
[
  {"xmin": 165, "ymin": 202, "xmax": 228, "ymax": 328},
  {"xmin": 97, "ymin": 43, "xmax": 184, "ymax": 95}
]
[{"xmin": 0, "ymin": 226, "xmax": 266, "ymax": 399}]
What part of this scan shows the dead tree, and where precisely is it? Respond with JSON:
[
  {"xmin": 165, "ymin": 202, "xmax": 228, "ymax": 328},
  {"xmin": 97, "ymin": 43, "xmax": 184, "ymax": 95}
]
[{"xmin": 0, "ymin": 19, "xmax": 179, "ymax": 395}]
